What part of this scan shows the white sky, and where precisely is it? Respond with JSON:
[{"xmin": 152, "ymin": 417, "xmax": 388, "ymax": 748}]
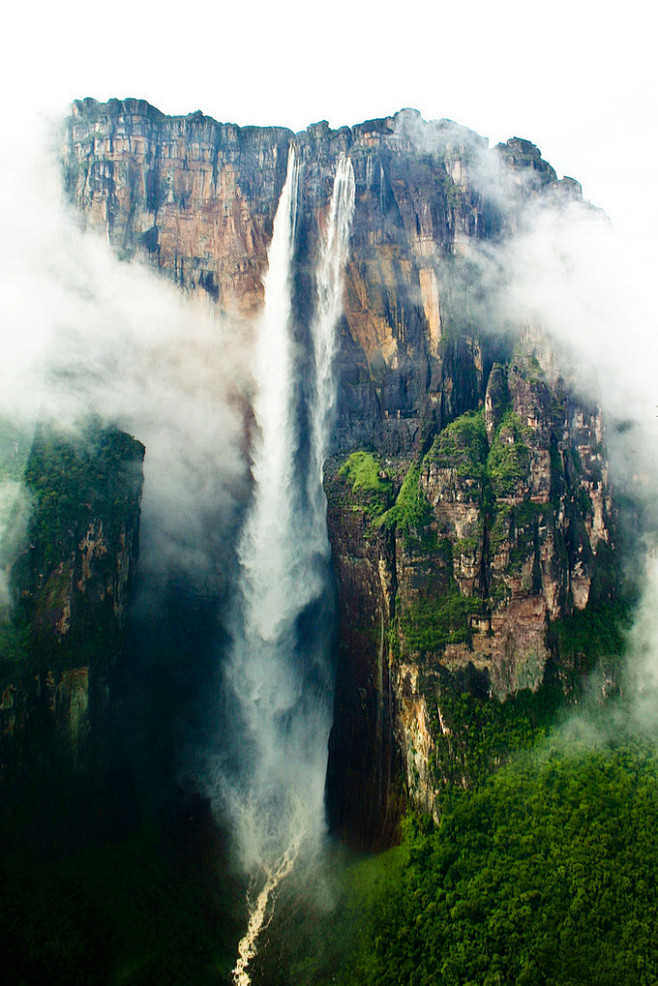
[{"xmin": 3, "ymin": 0, "xmax": 655, "ymax": 240}]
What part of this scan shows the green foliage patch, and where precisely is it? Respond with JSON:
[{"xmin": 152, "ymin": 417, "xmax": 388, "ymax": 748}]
[
  {"xmin": 428, "ymin": 680, "xmax": 563, "ymax": 789},
  {"xmin": 549, "ymin": 599, "xmax": 632, "ymax": 677},
  {"xmin": 0, "ymin": 423, "xmax": 144, "ymax": 682},
  {"xmin": 379, "ymin": 462, "xmax": 432, "ymax": 534},
  {"xmin": 426, "ymin": 409, "xmax": 488, "ymax": 481},
  {"xmin": 487, "ymin": 411, "xmax": 531, "ymax": 497},
  {"xmin": 25, "ymin": 425, "xmax": 144, "ymax": 572},
  {"xmin": 336, "ymin": 743, "xmax": 658, "ymax": 986},
  {"xmin": 338, "ymin": 451, "xmax": 388, "ymax": 494},
  {"xmin": 0, "ymin": 623, "xmax": 30, "ymax": 672},
  {"xmin": 338, "ymin": 451, "xmax": 391, "ymax": 517},
  {"xmin": 400, "ymin": 589, "xmax": 480, "ymax": 652}
]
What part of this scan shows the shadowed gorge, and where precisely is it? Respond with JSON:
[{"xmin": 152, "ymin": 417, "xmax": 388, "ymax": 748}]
[{"xmin": 0, "ymin": 97, "xmax": 655, "ymax": 984}]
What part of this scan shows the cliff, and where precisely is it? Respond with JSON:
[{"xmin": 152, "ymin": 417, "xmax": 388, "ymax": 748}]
[
  {"xmin": 324, "ymin": 356, "xmax": 613, "ymax": 844},
  {"xmin": 61, "ymin": 99, "xmax": 614, "ymax": 848},
  {"xmin": 0, "ymin": 423, "xmax": 144, "ymax": 854}
]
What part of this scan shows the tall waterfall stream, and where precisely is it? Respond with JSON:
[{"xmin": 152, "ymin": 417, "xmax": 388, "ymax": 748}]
[{"xmin": 228, "ymin": 148, "xmax": 355, "ymax": 984}]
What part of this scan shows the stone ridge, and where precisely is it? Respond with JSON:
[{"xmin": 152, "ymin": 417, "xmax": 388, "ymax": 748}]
[
  {"xmin": 325, "ymin": 338, "xmax": 614, "ymax": 845},
  {"xmin": 63, "ymin": 98, "xmax": 580, "ymax": 457},
  {"xmin": 62, "ymin": 99, "xmax": 607, "ymax": 851}
]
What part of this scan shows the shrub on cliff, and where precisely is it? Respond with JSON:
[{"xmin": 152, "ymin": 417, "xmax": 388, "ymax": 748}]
[
  {"xmin": 379, "ymin": 462, "xmax": 432, "ymax": 533},
  {"xmin": 487, "ymin": 411, "xmax": 531, "ymax": 498},
  {"xmin": 338, "ymin": 451, "xmax": 392, "ymax": 517},
  {"xmin": 426, "ymin": 409, "xmax": 488, "ymax": 481}
]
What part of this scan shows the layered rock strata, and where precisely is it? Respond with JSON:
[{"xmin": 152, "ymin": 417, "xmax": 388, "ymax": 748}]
[
  {"xmin": 325, "ymin": 347, "xmax": 613, "ymax": 842},
  {"xmin": 62, "ymin": 99, "xmax": 612, "ymax": 847}
]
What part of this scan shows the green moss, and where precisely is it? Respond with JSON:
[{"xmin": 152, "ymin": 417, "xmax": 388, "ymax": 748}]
[
  {"xmin": 487, "ymin": 411, "xmax": 530, "ymax": 497},
  {"xmin": 338, "ymin": 451, "xmax": 391, "ymax": 518},
  {"xmin": 379, "ymin": 462, "xmax": 432, "ymax": 533},
  {"xmin": 488, "ymin": 503, "xmax": 512, "ymax": 552},
  {"xmin": 513, "ymin": 499, "xmax": 545, "ymax": 525},
  {"xmin": 454, "ymin": 534, "xmax": 479, "ymax": 555},
  {"xmin": 549, "ymin": 600, "xmax": 633, "ymax": 677},
  {"xmin": 575, "ymin": 487, "xmax": 594, "ymax": 516},
  {"xmin": 426, "ymin": 409, "xmax": 487, "ymax": 481},
  {"xmin": 429, "ymin": 678, "xmax": 563, "ymax": 789},
  {"xmin": 488, "ymin": 579, "xmax": 511, "ymax": 605},
  {"xmin": 338, "ymin": 450, "xmax": 387, "ymax": 492},
  {"xmin": 387, "ymin": 616, "xmax": 402, "ymax": 662},
  {"xmin": 400, "ymin": 589, "xmax": 481, "ymax": 652},
  {"xmin": 403, "ymin": 527, "xmax": 441, "ymax": 555}
]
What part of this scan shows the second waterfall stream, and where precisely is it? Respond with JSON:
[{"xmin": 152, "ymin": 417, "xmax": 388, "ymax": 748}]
[{"xmin": 222, "ymin": 147, "xmax": 355, "ymax": 984}]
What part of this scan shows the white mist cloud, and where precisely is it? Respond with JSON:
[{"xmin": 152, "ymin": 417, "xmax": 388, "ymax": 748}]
[
  {"xmin": 492, "ymin": 198, "xmax": 658, "ymax": 423},
  {"xmin": 480, "ymin": 189, "xmax": 658, "ymax": 532},
  {"xmin": 475, "ymin": 167, "xmax": 658, "ymax": 727},
  {"xmin": 0, "ymin": 114, "xmax": 250, "ymax": 592}
]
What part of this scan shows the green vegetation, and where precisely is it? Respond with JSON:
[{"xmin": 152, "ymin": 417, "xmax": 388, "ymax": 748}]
[
  {"xmin": 407, "ymin": 595, "xmax": 635, "ymax": 794},
  {"xmin": 549, "ymin": 599, "xmax": 633, "ymax": 679},
  {"xmin": 338, "ymin": 451, "xmax": 388, "ymax": 493},
  {"xmin": 428, "ymin": 680, "xmax": 564, "ymax": 788},
  {"xmin": 403, "ymin": 527, "xmax": 442, "ymax": 556},
  {"xmin": 0, "ymin": 423, "xmax": 144, "ymax": 682},
  {"xmin": 338, "ymin": 451, "xmax": 391, "ymax": 517},
  {"xmin": 0, "ymin": 623, "xmax": 30, "ymax": 673},
  {"xmin": 25, "ymin": 424, "xmax": 144, "ymax": 571},
  {"xmin": 575, "ymin": 486, "xmax": 594, "ymax": 516},
  {"xmin": 379, "ymin": 462, "xmax": 432, "ymax": 533},
  {"xmin": 334, "ymin": 743, "xmax": 658, "ymax": 986},
  {"xmin": 488, "ymin": 501, "xmax": 512, "ymax": 552},
  {"xmin": 487, "ymin": 411, "xmax": 531, "ymax": 497},
  {"xmin": 401, "ymin": 590, "xmax": 480, "ymax": 651},
  {"xmin": 426, "ymin": 409, "xmax": 487, "ymax": 481}
]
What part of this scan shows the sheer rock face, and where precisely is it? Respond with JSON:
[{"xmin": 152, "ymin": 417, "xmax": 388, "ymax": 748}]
[
  {"xmin": 62, "ymin": 99, "xmax": 610, "ymax": 848},
  {"xmin": 325, "ymin": 365, "xmax": 613, "ymax": 842},
  {"xmin": 63, "ymin": 101, "xmax": 527, "ymax": 451},
  {"xmin": 64, "ymin": 98, "xmax": 293, "ymax": 316},
  {"xmin": 0, "ymin": 430, "xmax": 144, "ymax": 853}
]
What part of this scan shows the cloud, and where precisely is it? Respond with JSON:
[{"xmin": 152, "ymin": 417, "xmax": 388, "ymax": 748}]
[
  {"xmin": 0, "ymin": 113, "xmax": 250, "ymax": 591},
  {"xmin": 470, "ymin": 154, "xmax": 658, "ymax": 732}
]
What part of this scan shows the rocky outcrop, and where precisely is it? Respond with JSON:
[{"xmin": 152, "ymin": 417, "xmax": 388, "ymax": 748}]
[
  {"xmin": 62, "ymin": 101, "xmax": 578, "ymax": 458},
  {"xmin": 0, "ymin": 424, "xmax": 144, "ymax": 854},
  {"xmin": 325, "ymin": 341, "xmax": 614, "ymax": 841},
  {"xmin": 62, "ymin": 99, "xmax": 614, "ymax": 848}
]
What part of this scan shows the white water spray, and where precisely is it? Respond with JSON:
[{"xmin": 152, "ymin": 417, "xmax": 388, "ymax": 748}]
[
  {"xmin": 224, "ymin": 150, "xmax": 355, "ymax": 983},
  {"xmin": 307, "ymin": 154, "xmax": 356, "ymax": 531}
]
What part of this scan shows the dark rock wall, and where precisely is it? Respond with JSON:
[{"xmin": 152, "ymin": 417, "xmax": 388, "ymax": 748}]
[
  {"xmin": 61, "ymin": 99, "xmax": 613, "ymax": 849},
  {"xmin": 0, "ymin": 426, "xmax": 144, "ymax": 855}
]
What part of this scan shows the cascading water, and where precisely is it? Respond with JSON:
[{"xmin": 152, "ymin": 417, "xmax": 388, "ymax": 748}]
[
  {"xmin": 307, "ymin": 153, "xmax": 356, "ymax": 542},
  {"xmin": 219, "ymin": 148, "xmax": 355, "ymax": 984}
]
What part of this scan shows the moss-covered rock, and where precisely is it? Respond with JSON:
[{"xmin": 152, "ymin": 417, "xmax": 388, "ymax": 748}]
[{"xmin": 0, "ymin": 421, "xmax": 144, "ymax": 857}]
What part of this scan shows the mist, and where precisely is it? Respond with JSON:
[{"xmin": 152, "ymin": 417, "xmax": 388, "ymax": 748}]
[
  {"xmin": 0, "ymin": 115, "xmax": 250, "ymax": 600},
  {"xmin": 465, "ymin": 143, "xmax": 658, "ymax": 735},
  {"xmin": 4, "ymin": 102, "xmax": 658, "ymax": 985}
]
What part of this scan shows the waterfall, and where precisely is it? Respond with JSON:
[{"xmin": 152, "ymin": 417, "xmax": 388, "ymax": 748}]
[
  {"xmin": 220, "ymin": 149, "xmax": 355, "ymax": 983},
  {"xmin": 307, "ymin": 153, "xmax": 356, "ymax": 531}
]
